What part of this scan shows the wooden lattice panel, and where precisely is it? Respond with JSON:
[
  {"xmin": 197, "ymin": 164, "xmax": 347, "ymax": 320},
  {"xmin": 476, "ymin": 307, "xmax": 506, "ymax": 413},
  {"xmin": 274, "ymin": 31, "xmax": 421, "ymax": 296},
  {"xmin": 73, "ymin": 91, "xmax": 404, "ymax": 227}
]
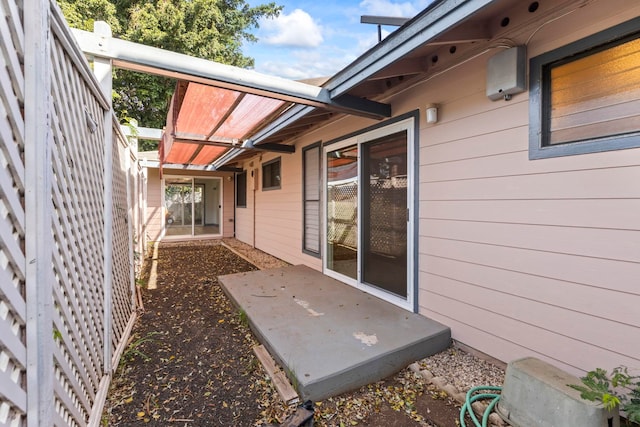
[
  {"xmin": 49, "ymin": 26, "xmax": 108, "ymax": 425},
  {"xmin": 111, "ymin": 131, "xmax": 134, "ymax": 356},
  {"xmin": 0, "ymin": 0, "xmax": 27, "ymax": 425}
]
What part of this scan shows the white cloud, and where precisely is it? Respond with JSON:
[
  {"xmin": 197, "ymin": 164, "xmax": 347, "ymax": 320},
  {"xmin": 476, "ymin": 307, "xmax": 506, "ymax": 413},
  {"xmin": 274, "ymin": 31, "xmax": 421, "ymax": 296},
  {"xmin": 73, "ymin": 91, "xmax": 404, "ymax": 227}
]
[
  {"xmin": 256, "ymin": 48, "xmax": 358, "ymax": 80},
  {"xmin": 356, "ymin": 28, "xmax": 391, "ymax": 53},
  {"xmin": 260, "ymin": 9, "xmax": 324, "ymax": 48},
  {"xmin": 359, "ymin": 0, "xmax": 434, "ymax": 18}
]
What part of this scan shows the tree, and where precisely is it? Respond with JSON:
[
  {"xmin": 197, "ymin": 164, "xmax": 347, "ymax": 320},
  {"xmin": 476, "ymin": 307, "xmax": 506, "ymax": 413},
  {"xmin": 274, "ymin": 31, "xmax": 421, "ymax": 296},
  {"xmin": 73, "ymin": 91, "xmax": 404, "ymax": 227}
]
[{"xmin": 58, "ymin": 0, "xmax": 282, "ymax": 149}]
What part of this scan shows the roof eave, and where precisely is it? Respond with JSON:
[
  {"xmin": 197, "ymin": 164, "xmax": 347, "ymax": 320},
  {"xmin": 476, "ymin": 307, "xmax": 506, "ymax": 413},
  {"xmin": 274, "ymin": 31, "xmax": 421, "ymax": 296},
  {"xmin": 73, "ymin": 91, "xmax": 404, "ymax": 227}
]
[{"xmin": 326, "ymin": 0, "xmax": 495, "ymax": 97}]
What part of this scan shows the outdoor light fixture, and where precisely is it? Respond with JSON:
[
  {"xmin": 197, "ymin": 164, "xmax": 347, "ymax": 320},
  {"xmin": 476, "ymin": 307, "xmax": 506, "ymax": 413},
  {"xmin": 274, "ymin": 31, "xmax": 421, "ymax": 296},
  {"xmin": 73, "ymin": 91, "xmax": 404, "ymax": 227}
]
[{"xmin": 426, "ymin": 104, "xmax": 438, "ymax": 124}]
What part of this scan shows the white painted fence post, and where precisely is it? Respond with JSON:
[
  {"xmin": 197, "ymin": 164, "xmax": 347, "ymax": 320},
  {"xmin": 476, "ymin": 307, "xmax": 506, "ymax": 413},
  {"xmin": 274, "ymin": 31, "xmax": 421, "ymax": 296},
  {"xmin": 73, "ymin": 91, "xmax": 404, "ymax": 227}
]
[
  {"xmin": 24, "ymin": 0, "xmax": 54, "ymax": 425},
  {"xmin": 127, "ymin": 120, "xmax": 139, "ymax": 307},
  {"xmin": 93, "ymin": 21, "xmax": 114, "ymax": 377}
]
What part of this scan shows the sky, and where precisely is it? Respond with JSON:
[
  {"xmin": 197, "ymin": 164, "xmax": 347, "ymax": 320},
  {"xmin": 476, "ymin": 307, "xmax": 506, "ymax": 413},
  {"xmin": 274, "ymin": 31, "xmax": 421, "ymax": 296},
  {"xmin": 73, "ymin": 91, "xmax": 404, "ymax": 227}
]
[{"xmin": 243, "ymin": 0, "xmax": 435, "ymax": 80}]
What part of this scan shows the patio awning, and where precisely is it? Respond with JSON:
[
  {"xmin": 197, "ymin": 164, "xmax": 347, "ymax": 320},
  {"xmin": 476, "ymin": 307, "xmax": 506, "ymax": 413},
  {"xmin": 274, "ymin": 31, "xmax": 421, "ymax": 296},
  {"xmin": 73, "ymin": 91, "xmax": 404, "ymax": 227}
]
[
  {"xmin": 72, "ymin": 0, "xmax": 504, "ymax": 170},
  {"xmin": 162, "ymin": 81, "xmax": 290, "ymax": 166}
]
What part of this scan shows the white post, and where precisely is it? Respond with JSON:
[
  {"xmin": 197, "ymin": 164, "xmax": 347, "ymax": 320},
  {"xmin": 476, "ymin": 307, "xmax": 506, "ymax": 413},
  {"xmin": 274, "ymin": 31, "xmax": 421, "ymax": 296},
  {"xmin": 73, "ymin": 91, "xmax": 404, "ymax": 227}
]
[
  {"xmin": 125, "ymin": 120, "xmax": 137, "ymax": 310},
  {"xmin": 24, "ymin": 0, "xmax": 54, "ymax": 425},
  {"xmin": 93, "ymin": 21, "xmax": 114, "ymax": 376}
]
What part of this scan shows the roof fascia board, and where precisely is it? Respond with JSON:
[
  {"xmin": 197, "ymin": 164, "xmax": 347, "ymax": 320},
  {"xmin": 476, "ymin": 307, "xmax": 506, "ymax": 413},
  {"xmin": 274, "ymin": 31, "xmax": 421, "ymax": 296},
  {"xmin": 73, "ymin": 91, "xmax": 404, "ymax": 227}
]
[
  {"xmin": 250, "ymin": 104, "xmax": 316, "ymax": 144},
  {"xmin": 71, "ymin": 28, "xmax": 390, "ymax": 119},
  {"xmin": 209, "ymin": 148, "xmax": 244, "ymax": 170},
  {"xmin": 326, "ymin": 0, "xmax": 495, "ymax": 97}
]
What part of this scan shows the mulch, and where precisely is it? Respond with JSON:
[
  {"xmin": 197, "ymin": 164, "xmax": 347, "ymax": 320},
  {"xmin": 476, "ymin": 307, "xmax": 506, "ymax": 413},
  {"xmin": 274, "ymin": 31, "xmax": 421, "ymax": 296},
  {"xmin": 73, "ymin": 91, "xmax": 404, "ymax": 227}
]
[{"xmin": 103, "ymin": 243, "xmax": 462, "ymax": 426}]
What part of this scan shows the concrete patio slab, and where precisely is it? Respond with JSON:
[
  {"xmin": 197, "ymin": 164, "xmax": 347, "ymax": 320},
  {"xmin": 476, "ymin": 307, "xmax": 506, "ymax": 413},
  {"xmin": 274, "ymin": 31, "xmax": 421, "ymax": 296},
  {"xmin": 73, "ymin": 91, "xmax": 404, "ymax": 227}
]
[{"xmin": 219, "ymin": 265, "xmax": 451, "ymax": 401}]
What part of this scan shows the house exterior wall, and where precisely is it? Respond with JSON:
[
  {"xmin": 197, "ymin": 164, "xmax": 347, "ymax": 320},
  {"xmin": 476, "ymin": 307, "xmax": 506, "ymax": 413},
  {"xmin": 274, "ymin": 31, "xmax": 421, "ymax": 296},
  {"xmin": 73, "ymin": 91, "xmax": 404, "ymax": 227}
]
[
  {"xmin": 408, "ymin": 0, "xmax": 640, "ymax": 376},
  {"xmin": 230, "ymin": 0, "xmax": 640, "ymax": 376},
  {"xmin": 235, "ymin": 150, "xmax": 325, "ymax": 270},
  {"xmin": 146, "ymin": 168, "xmax": 164, "ymax": 241},
  {"xmin": 144, "ymin": 167, "xmax": 235, "ymax": 240}
]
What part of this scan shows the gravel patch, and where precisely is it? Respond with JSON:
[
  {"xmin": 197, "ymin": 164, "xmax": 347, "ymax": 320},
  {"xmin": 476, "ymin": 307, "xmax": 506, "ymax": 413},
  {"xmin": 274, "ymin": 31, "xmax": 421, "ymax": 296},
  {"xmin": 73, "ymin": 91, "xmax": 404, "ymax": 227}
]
[
  {"xmin": 221, "ymin": 238, "xmax": 291, "ymax": 270},
  {"xmin": 418, "ymin": 346, "xmax": 505, "ymax": 393}
]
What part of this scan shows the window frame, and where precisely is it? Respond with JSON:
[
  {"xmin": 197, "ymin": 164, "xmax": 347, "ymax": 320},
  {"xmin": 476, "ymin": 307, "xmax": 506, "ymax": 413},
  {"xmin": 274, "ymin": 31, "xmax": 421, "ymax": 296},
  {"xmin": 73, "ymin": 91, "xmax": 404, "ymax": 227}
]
[
  {"xmin": 261, "ymin": 157, "xmax": 281, "ymax": 191},
  {"xmin": 235, "ymin": 170, "xmax": 247, "ymax": 208},
  {"xmin": 302, "ymin": 143, "xmax": 321, "ymax": 257},
  {"xmin": 529, "ymin": 17, "xmax": 640, "ymax": 160}
]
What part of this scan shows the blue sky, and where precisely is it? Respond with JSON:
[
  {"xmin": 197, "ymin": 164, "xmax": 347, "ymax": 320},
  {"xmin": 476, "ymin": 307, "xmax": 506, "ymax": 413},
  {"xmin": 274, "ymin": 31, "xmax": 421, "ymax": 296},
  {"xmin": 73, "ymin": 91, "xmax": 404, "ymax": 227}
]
[{"xmin": 243, "ymin": 0, "xmax": 435, "ymax": 80}]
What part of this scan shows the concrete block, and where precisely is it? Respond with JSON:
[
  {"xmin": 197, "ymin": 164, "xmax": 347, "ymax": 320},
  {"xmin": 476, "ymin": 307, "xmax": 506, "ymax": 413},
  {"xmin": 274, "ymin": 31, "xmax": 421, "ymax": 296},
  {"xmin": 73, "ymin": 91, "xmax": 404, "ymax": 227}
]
[
  {"xmin": 431, "ymin": 376, "xmax": 446, "ymax": 389},
  {"xmin": 420, "ymin": 369, "xmax": 434, "ymax": 382},
  {"xmin": 443, "ymin": 384, "xmax": 458, "ymax": 397},
  {"xmin": 496, "ymin": 357, "xmax": 619, "ymax": 427},
  {"xmin": 408, "ymin": 362, "xmax": 421, "ymax": 374}
]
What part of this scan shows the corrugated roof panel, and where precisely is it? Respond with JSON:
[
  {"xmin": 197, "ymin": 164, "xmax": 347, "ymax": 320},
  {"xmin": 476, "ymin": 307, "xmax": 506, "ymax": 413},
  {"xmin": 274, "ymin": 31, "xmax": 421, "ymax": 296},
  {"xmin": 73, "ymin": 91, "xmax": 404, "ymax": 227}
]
[
  {"xmin": 165, "ymin": 142, "xmax": 200, "ymax": 164},
  {"xmin": 177, "ymin": 83, "xmax": 242, "ymax": 136},
  {"xmin": 213, "ymin": 93, "xmax": 285, "ymax": 140},
  {"xmin": 190, "ymin": 146, "xmax": 229, "ymax": 165}
]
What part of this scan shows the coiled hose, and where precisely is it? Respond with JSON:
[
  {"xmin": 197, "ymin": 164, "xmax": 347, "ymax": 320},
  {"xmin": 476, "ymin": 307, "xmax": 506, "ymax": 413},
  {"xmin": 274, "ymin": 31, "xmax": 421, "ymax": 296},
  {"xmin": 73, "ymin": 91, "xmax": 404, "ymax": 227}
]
[{"xmin": 459, "ymin": 386, "xmax": 503, "ymax": 427}]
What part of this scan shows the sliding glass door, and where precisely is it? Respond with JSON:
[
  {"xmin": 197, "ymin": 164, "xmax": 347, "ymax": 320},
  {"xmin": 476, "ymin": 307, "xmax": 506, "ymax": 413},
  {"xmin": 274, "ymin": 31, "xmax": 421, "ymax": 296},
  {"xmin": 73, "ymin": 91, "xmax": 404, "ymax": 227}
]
[
  {"xmin": 164, "ymin": 176, "xmax": 222, "ymax": 237},
  {"xmin": 323, "ymin": 117, "xmax": 414, "ymax": 310},
  {"xmin": 361, "ymin": 131, "xmax": 408, "ymax": 298}
]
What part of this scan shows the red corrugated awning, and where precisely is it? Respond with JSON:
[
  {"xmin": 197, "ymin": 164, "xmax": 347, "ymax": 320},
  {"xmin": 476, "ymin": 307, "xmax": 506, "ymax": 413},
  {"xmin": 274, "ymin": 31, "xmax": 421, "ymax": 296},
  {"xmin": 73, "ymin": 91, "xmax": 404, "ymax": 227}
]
[{"xmin": 161, "ymin": 81, "xmax": 289, "ymax": 167}]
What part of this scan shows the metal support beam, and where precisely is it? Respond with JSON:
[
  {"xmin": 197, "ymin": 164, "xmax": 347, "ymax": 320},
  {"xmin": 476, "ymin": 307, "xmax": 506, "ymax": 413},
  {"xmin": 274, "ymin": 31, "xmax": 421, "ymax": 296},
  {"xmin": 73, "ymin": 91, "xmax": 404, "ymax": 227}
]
[
  {"xmin": 361, "ymin": 15, "xmax": 411, "ymax": 26},
  {"xmin": 216, "ymin": 166, "xmax": 244, "ymax": 173},
  {"xmin": 71, "ymin": 28, "xmax": 391, "ymax": 120},
  {"xmin": 120, "ymin": 125, "xmax": 163, "ymax": 141},
  {"xmin": 247, "ymin": 142, "xmax": 295, "ymax": 153}
]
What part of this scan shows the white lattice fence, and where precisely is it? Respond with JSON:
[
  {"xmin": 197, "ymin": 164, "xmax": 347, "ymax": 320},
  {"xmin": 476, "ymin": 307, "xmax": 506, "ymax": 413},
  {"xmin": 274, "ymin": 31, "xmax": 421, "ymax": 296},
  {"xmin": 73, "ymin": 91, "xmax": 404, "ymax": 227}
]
[
  {"xmin": 0, "ymin": 1, "xmax": 142, "ymax": 426},
  {"xmin": 49, "ymin": 10, "xmax": 110, "ymax": 423},
  {"xmin": 111, "ymin": 129, "xmax": 135, "ymax": 361},
  {"xmin": 0, "ymin": 0, "xmax": 27, "ymax": 425}
]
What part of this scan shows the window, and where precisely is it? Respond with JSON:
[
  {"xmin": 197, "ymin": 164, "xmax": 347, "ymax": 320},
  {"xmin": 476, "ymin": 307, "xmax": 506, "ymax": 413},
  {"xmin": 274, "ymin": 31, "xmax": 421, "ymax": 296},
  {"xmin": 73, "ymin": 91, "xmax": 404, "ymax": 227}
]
[
  {"xmin": 529, "ymin": 17, "xmax": 640, "ymax": 159},
  {"xmin": 236, "ymin": 171, "xmax": 247, "ymax": 207},
  {"xmin": 262, "ymin": 157, "xmax": 281, "ymax": 190},
  {"xmin": 303, "ymin": 144, "xmax": 321, "ymax": 256}
]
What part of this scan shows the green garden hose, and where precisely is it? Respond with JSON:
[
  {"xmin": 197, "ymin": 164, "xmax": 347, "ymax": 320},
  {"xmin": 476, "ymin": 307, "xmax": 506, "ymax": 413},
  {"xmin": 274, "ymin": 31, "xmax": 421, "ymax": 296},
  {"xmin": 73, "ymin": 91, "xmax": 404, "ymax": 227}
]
[{"xmin": 459, "ymin": 386, "xmax": 503, "ymax": 427}]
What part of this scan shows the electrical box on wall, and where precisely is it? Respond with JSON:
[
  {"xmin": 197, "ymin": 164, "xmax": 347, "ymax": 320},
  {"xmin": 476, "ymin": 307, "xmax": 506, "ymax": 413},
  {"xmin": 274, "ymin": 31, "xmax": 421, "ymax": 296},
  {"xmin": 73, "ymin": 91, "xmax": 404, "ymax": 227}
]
[{"xmin": 486, "ymin": 46, "xmax": 526, "ymax": 101}]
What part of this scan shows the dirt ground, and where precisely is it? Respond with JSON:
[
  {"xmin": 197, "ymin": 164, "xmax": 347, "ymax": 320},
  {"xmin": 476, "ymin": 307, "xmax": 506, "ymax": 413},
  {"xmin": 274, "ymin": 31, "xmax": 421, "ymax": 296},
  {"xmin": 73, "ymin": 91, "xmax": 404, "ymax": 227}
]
[{"xmin": 103, "ymin": 243, "xmax": 462, "ymax": 426}]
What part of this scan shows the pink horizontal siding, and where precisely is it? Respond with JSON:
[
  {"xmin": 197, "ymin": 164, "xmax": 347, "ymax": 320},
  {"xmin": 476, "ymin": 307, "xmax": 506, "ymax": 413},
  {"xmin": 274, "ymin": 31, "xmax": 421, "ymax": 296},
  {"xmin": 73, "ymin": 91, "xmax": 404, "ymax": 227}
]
[
  {"xmin": 145, "ymin": 168, "xmax": 163, "ymax": 241},
  {"xmin": 416, "ymin": 0, "xmax": 640, "ymax": 377},
  {"xmin": 234, "ymin": 152, "xmax": 322, "ymax": 270}
]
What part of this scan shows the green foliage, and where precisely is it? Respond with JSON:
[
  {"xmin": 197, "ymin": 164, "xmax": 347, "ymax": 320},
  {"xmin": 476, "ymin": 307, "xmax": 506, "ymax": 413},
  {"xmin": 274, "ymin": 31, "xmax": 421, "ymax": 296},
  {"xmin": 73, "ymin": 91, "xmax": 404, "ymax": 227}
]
[
  {"xmin": 571, "ymin": 366, "xmax": 640, "ymax": 424},
  {"xmin": 58, "ymin": 0, "xmax": 282, "ymax": 130},
  {"xmin": 237, "ymin": 308, "xmax": 249, "ymax": 328},
  {"xmin": 57, "ymin": 0, "xmax": 121, "ymax": 32},
  {"xmin": 122, "ymin": 332, "xmax": 160, "ymax": 363}
]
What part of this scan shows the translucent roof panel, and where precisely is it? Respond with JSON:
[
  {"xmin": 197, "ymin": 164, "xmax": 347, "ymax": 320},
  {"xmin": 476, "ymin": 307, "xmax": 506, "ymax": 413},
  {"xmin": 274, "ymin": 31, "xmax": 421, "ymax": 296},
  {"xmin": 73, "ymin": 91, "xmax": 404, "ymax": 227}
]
[
  {"xmin": 163, "ymin": 81, "xmax": 295, "ymax": 167},
  {"xmin": 190, "ymin": 146, "xmax": 229, "ymax": 165},
  {"xmin": 176, "ymin": 83, "xmax": 242, "ymax": 137},
  {"xmin": 164, "ymin": 142, "xmax": 200, "ymax": 164},
  {"xmin": 212, "ymin": 93, "xmax": 286, "ymax": 140}
]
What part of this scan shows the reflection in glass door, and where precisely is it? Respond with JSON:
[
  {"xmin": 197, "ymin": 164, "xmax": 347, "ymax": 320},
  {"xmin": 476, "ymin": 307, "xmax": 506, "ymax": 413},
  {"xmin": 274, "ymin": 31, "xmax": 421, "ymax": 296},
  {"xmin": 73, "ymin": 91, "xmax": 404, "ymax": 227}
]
[
  {"xmin": 165, "ymin": 178, "xmax": 194, "ymax": 235},
  {"xmin": 326, "ymin": 144, "xmax": 359, "ymax": 280},
  {"xmin": 362, "ymin": 131, "xmax": 408, "ymax": 298},
  {"xmin": 164, "ymin": 177, "xmax": 222, "ymax": 237}
]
